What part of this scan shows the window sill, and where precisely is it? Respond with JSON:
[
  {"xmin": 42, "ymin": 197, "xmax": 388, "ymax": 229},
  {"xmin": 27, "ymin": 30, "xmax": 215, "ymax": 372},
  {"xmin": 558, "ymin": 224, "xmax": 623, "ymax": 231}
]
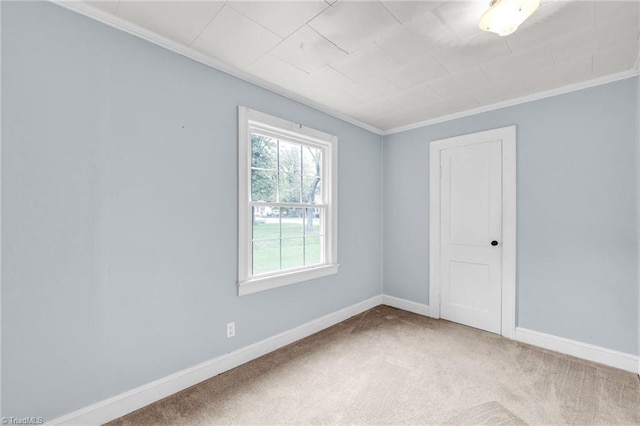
[{"xmin": 238, "ymin": 264, "xmax": 339, "ymax": 296}]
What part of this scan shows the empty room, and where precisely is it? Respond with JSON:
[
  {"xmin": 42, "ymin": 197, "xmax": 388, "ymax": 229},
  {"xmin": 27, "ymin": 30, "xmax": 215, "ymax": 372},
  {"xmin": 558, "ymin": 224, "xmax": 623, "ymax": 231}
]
[{"xmin": 1, "ymin": 0, "xmax": 639, "ymax": 424}]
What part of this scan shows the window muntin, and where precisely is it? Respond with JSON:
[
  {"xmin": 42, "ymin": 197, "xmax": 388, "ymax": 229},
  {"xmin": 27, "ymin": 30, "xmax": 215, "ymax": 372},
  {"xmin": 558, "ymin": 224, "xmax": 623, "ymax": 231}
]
[
  {"xmin": 251, "ymin": 134, "xmax": 324, "ymax": 275},
  {"xmin": 238, "ymin": 107, "xmax": 338, "ymax": 296}
]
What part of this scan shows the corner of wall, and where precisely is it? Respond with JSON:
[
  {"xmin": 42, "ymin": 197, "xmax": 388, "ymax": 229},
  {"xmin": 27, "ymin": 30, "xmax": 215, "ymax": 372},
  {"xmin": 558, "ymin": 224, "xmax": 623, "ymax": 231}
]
[
  {"xmin": 380, "ymin": 133, "xmax": 384, "ymax": 296},
  {"xmin": 0, "ymin": 0, "xmax": 4, "ymax": 416},
  {"xmin": 636, "ymin": 74, "xmax": 640, "ymax": 367}
]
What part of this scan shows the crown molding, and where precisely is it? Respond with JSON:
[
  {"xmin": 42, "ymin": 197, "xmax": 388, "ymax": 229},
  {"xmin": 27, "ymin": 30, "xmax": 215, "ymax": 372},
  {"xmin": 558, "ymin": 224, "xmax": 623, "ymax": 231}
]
[
  {"xmin": 50, "ymin": 1, "xmax": 385, "ymax": 136},
  {"xmin": 382, "ymin": 69, "xmax": 640, "ymax": 135},
  {"xmin": 49, "ymin": 1, "xmax": 640, "ymax": 139}
]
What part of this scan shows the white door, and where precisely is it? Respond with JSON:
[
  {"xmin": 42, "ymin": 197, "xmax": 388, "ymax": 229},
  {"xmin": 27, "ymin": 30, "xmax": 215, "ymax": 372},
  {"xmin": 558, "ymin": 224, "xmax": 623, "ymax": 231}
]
[{"xmin": 439, "ymin": 139, "xmax": 503, "ymax": 334}]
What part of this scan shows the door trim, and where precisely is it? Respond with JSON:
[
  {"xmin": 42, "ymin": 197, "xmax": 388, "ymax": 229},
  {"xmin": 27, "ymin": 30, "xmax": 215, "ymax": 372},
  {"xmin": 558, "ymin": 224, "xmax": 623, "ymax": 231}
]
[{"xmin": 429, "ymin": 125, "xmax": 516, "ymax": 339}]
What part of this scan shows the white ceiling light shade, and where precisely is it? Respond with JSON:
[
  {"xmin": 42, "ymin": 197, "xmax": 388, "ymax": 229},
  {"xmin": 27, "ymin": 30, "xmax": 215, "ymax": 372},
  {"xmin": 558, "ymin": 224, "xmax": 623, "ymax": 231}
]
[{"xmin": 479, "ymin": 0, "xmax": 541, "ymax": 36}]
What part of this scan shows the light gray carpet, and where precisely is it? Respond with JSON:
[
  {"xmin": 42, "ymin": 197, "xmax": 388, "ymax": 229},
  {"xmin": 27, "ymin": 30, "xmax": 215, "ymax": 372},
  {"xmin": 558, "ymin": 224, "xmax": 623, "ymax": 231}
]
[{"xmin": 107, "ymin": 306, "xmax": 640, "ymax": 425}]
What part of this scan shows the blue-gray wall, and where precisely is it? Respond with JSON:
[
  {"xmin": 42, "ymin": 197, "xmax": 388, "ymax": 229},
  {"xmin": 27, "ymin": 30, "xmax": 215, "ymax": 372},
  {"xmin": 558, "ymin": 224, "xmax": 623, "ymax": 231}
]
[
  {"xmin": 636, "ymin": 68, "xmax": 640, "ymax": 362},
  {"xmin": 2, "ymin": 0, "xmax": 639, "ymax": 422},
  {"xmin": 1, "ymin": 2, "xmax": 382, "ymax": 420},
  {"xmin": 384, "ymin": 77, "xmax": 639, "ymax": 356}
]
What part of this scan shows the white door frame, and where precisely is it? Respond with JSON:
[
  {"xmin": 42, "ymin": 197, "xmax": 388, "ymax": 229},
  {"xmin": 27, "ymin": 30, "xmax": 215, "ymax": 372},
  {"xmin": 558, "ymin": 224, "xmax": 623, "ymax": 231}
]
[{"xmin": 429, "ymin": 125, "xmax": 517, "ymax": 339}]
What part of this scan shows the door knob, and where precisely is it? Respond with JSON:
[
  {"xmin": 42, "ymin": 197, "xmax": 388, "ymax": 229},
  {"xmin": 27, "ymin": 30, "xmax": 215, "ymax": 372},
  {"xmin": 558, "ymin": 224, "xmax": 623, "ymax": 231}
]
[{"xmin": 491, "ymin": 240, "xmax": 499, "ymax": 246}]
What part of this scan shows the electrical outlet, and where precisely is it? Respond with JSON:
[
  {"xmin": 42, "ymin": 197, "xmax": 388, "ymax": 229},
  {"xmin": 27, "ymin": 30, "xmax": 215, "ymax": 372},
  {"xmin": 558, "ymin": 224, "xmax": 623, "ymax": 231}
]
[{"xmin": 226, "ymin": 322, "xmax": 235, "ymax": 338}]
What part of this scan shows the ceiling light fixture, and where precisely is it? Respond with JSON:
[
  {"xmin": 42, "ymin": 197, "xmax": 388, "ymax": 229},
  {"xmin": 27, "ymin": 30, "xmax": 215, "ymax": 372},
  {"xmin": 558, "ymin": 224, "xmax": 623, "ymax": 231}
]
[{"xmin": 478, "ymin": 0, "xmax": 541, "ymax": 36}]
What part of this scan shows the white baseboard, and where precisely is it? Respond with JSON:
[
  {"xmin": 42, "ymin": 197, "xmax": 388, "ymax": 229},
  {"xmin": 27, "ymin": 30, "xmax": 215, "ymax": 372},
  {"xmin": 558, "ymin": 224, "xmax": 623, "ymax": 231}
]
[
  {"xmin": 49, "ymin": 295, "xmax": 383, "ymax": 425},
  {"xmin": 382, "ymin": 294, "xmax": 431, "ymax": 317},
  {"xmin": 514, "ymin": 327, "xmax": 639, "ymax": 374},
  {"xmin": 381, "ymin": 295, "xmax": 639, "ymax": 375},
  {"xmin": 47, "ymin": 296, "xmax": 639, "ymax": 425}
]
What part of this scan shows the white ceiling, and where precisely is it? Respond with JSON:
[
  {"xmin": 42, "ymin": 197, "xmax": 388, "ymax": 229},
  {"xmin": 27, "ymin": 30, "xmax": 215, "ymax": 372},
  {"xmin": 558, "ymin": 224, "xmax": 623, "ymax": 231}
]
[{"xmin": 80, "ymin": 0, "xmax": 640, "ymax": 132}]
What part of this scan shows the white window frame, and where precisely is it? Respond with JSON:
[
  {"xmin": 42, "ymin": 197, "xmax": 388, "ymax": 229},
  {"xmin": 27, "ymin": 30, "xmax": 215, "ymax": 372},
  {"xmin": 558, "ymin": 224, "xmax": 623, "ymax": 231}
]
[{"xmin": 238, "ymin": 106, "xmax": 339, "ymax": 296}]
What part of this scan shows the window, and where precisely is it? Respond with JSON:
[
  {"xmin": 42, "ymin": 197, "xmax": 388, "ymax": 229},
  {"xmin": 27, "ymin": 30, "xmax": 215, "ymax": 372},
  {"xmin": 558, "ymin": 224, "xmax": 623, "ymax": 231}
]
[{"xmin": 238, "ymin": 107, "xmax": 338, "ymax": 296}]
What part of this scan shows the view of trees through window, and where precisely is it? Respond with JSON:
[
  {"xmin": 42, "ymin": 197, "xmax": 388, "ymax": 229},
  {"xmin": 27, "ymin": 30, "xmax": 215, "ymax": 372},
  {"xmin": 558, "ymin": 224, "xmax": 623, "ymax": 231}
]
[{"xmin": 250, "ymin": 133, "xmax": 324, "ymax": 275}]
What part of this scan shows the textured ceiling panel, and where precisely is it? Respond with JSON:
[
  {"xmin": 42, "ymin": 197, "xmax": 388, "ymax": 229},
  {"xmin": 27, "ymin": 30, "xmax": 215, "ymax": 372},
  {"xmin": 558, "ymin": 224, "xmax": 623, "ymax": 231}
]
[
  {"xmin": 432, "ymin": 1, "xmax": 489, "ymax": 40},
  {"xmin": 383, "ymin": 56, "xmax": 449, "ymax": 90},
  {"xmin": 523, "ymin": 54, "xmax": 594, "ymax": 92},
  {"xmin": 467, "ymin": 77, "xmax": 529, "ymax": 105},
  {"xmin": 429, "ymin": 66, "xmax": 492, "ymax": 97},
  {"xmin": 432, "ymin": 32, "xmax": 512, "ymax": 73},
  {"xmin": 594, "ymin": 0, "xmax": 639, "ymax": 24},
  {"xmin": 191, "ymin": 6, "xmax": 282, "ymax": 69},
  {"xmin": 387, "ymin": 84, "xmax": 442, "ymax": 109},
  {"xmin": 594, "ymin": 43, "xmax": 639, "ymax": 76},
  {"xmin": 308, "ymin": 1, "xmax": 400, "ymax": 53},
  {"xmin": 481, "ymin": 43, "xmax": 555, "ymax": 82},
  {"xmin": 380, "ymin": 0, "xmax": 443, "ymax": 24},
  {"xmin": 80, "ymin": 0, "xmax": 640, "ymax": 132},
  {"xmin": 246, "ymin": 53, "xmax": 310, "ymax": 91},
  {"xmin": 226, "ymin": 1, "xmax": 328, "ymax": 38},
  {"xmin": 270, "ymin": 25, "xmax": 348, "ymax": 73},
  {"xmin": 332, "ymin": 43, "xmax": 400, "ymax": 81},
  {"xmin": 375, "ymin": 24, "xmax": 443, "ymax": 65},
  {"xmin": 116, "ymin": 1, "xmax": 224, "ymax": 45},
  {"xmin": 503, "ymin": 1, "xmax": 596, "ymax": 52}
]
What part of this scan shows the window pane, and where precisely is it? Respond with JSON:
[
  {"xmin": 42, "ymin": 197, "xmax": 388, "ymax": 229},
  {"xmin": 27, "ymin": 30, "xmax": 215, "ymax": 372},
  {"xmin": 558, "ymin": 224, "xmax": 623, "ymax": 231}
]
[
  {"xmin": 279, "ymin": 141, "xmax": 301, "ymax": 174},
  {"xmin": 241, "ymin": 108, "xmax": 336, "ymax": 291},
  {"xmin": 278, "ymin": 172, "xmax": 301, "ymax": 203},
  {"xmin": 282, "ymin": 238, "xmax": 304, "ymax": 270},
  {"xmin": 251, "ymin": 134, "xmax": 277, "ymax": 170},
  {"xmin": 281, "ymin": 208, "xmax": 304, "ymax": 238},
  {"xmin": 303, "ymin": 208, "xmax": 321, "ymax": 235},
  {"xmin": 305, "ymin": 236, "xmax": 322, "ymax": 266},
  {"xmin": 302, "ymin": 146, "xmax": 321, "ymax": 176},
  {"xmin": 253, "ymin": 207, "xmax": 280, "ymax": 241},
  {"xmin": 253, "ymin": 239, "xmax": 280, "ymax": 275},
  {"xmin": 302, "ymin": 175, "xmax": 321, "ymax": 204},
  {"xmin": 251, "ymin": 170, "xmax": 277, "ymax": 202}
]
